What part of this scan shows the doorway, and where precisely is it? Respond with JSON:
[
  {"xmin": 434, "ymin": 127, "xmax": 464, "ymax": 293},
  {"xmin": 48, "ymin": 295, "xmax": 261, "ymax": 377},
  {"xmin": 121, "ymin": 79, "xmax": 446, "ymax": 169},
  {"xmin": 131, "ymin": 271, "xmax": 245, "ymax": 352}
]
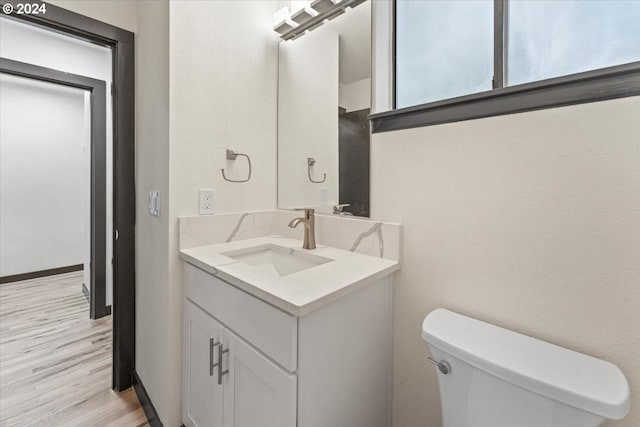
[
  {"xmin": 0, "ymin": 58, "xmax": 108, "ymax": 318},
  {"xmin": 0, "ymin": 2, "xmax": 135, "ymax": 392}
]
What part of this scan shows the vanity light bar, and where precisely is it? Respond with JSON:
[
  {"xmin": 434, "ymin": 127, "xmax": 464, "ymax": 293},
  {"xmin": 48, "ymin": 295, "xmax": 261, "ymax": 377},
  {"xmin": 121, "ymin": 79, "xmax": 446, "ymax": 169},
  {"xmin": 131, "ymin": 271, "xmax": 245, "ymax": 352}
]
[
  {"xmin": 291, "ymin": 3, "xmax": 318, "ymax": 25},
  {"xmin": 274, "ymin": 18, "xmax": 298, "ymax": 35},
  {"xmin": 273, "ymin": 6, "xmax": 299, "ymax": 35},
  {"xmin": 274, "ymin": 0, "xmax": 367, "ymax": 41},
  {"xmin": 311, "ymin": 0, "xmax": 341, "ymax": 14}
]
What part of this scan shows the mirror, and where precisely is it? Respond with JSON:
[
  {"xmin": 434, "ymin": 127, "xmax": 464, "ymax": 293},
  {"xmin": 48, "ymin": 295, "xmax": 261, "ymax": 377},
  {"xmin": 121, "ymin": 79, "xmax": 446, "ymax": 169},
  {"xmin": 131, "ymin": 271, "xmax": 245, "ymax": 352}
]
[{"xmin": 277, "ymin": 1, "xmax": 371, "ymax": 217}]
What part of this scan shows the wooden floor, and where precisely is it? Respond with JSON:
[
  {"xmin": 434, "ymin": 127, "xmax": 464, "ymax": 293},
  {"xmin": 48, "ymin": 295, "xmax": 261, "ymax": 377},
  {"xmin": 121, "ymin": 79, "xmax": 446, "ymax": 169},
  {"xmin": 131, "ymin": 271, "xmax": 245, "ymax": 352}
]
[{"xmin": 0, "ymin": 272, "xmax": 148, "ymax": 427}]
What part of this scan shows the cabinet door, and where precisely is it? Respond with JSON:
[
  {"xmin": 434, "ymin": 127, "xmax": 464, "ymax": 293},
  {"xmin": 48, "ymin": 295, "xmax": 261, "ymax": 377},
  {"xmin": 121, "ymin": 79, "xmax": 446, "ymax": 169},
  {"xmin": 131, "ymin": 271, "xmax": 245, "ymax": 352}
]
[
  {"xmin": 222, "ymin": 329, "xmax": 297, "ymax": 427},
  {"xmin": 183, "ymin": 300, "xmax": 224, "ymax": 427}
]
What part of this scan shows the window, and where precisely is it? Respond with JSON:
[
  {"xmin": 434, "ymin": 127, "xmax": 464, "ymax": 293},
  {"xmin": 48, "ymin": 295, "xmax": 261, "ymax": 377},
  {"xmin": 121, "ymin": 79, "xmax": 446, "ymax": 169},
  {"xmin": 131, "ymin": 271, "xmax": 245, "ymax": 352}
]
[
  {"xmin": 371, "ymin": 0, "xmax": 640, "ymax": 132},
  {"xmin": 507, "ymin": 1, "xmax": 640, "ymax": 86},
  {"xmin": 396, "ymin": 0, "xmax": 494, "ymax": 108}
]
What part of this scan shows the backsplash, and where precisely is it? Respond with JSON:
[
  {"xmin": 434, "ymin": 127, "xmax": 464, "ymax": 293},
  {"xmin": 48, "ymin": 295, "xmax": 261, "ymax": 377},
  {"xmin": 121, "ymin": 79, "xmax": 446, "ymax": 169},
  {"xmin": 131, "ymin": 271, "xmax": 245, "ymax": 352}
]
[
  {"xmin": 179, "ymin": 210, "xmax": 401, "ymax": 262},
  {"xmin": 179, "ymin": 211, "xmax": 268, "ymax": 249}
]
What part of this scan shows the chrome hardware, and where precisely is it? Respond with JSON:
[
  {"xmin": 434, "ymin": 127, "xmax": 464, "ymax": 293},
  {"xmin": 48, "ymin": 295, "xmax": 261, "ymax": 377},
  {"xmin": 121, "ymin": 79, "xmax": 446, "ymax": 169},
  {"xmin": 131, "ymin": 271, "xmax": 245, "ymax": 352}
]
[
  {"xmin": 221, "ymin": 149, "xmax": 252, "ymax": 183},
  {"xmin": 217, "ymin": 344, "xmax": 229, "ymax": 385},
  {"xmin": 288, "ymin": 208, "xmax": 316, "ymax": 249},
  {"xmin": 307, "ymin": 157, "xmax": 326, "ymax": 183},
  {"xmin": 427, "ymin": 357, "xmax": 452, "ymax": 375},
  {"xmin": 333, "ymin": 204, "xmax": 352, "ymax": 215},
  {"xmin": 209, "ymin": 338, "xmax": 219, "ymax": 376}
]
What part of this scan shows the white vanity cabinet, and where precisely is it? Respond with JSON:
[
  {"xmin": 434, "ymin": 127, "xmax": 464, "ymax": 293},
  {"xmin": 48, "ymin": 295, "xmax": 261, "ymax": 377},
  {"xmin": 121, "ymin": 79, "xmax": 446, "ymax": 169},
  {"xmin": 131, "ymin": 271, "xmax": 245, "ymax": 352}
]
[
  {"xmin": 183, "ymin": 300, "xmax": 296, "ymax": 427},
  {"xmin": 183, "ymin": 301, "xmax": 224, "ymax": 427},
  {"xmin": 182, "ymin": 262, "xmax": 393, "ymax": 427},
  {"xmin": 222, "ymin": 328, "xmax": 297, "ymax": 427}
]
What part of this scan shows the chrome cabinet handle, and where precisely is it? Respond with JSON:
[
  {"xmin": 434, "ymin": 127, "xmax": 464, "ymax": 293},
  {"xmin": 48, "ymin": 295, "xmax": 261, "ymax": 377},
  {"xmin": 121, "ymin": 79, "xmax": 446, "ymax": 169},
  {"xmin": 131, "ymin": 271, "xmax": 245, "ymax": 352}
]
[
  {"xmin": 217, "ymin": 344, "xmax": 229, "ymax": 385},
  {"xmin": 427, "ymin": 357, "xmax": 452, "ymax": 375},
  {"xmin": 209, "ymin": 338, "xmax": 220, "ymax": 376}
]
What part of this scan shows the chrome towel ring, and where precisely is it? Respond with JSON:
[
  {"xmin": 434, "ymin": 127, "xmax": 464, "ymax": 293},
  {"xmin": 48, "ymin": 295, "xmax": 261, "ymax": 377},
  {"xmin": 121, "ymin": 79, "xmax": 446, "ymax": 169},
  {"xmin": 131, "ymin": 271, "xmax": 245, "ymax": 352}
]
[
  {"xmin": 307, "ymin": 157, "xmax": 326, "ymax": 183},
  {"xmin": 221, "ymin": 149, "xmax": 251, "ymax": 183}
]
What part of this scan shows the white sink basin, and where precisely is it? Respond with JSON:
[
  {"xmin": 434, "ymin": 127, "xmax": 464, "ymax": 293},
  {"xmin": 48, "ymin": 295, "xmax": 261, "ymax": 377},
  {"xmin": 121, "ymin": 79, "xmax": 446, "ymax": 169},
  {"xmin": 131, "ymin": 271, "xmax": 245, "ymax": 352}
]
[
  {"xmin": 179, "ymin": 236, "xmax": 400, "ymax": 315},
  {"xmin": 221, "ymin": 244, "xmax": 332, "ymax": 277}
]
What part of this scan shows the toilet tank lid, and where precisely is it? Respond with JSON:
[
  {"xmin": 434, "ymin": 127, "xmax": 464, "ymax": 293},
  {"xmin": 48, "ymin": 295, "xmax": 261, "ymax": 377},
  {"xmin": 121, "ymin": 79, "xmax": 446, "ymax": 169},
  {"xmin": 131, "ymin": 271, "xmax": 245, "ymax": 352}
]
[{"xmin": 422, "ymin": 309, "xmax": 630, "ymax": 420}]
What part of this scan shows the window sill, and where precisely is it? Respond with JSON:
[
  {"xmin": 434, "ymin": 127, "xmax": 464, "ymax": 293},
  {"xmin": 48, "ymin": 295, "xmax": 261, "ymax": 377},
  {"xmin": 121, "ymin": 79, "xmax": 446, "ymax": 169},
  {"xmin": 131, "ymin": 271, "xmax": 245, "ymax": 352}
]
[{"xmin": 370, "ymin": 62, "xmax": 640, "ymax": 133}]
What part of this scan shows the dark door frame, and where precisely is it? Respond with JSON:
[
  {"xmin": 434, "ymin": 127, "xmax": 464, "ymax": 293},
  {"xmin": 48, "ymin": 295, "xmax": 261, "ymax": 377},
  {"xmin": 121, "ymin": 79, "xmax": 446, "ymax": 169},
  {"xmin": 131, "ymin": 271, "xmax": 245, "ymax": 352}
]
[
  {"xmin": 0, "ymin": 58, "xmax": 108, "ymax": 320},
  {"xmin": 1, "ymin": 0, "xmax": 136, "ymax": 391}
]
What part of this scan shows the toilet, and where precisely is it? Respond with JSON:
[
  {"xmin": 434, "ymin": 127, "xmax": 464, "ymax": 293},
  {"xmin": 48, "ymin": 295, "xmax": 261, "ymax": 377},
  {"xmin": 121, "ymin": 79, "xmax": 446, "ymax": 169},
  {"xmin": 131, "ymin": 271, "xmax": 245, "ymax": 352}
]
[{"xmin": 422, "ymin": 309, "xmax": 630, "ymax": 427}]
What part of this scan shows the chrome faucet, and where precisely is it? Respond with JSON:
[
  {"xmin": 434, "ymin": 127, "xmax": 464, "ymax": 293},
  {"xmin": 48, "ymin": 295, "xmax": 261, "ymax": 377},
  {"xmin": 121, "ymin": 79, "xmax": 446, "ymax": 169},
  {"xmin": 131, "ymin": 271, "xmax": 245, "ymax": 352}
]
[
  {"xmin": 333, "ymin": 204, "xmax": 353, "ymax": 216},
  {"xmin": 288, "ymin": 208, "xmax": 316, "ymax": 250}
]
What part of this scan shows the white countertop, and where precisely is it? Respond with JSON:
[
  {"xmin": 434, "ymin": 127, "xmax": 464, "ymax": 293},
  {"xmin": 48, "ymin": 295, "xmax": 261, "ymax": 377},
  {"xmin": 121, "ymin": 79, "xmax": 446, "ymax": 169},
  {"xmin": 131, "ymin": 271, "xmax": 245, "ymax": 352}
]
[{"xmin": 179, "ymin": 236, "xmax": 399, "ymax": 316}]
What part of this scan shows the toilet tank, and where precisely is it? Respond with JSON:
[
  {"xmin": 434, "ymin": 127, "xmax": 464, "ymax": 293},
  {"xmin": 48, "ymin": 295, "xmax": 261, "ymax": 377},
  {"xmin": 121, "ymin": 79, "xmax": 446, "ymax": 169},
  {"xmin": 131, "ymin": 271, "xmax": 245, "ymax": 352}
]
[{"xmin": 422, "ymin": 309, "xmax": 630, "ymax": 427}]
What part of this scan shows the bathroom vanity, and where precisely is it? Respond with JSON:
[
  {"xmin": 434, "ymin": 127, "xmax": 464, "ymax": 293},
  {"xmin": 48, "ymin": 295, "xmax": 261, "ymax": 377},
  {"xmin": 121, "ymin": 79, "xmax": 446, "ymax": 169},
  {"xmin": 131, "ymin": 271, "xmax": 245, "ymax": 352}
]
[{"xmin": 180, "ymin": 236, "xmax": 398, "ymax": 427}]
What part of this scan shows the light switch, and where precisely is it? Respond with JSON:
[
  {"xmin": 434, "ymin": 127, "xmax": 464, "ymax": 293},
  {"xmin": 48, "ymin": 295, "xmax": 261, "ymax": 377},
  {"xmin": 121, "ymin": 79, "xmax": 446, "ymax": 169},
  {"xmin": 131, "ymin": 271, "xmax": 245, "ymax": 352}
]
[{"xmin": 148, "ymin": 191, "xmax": 160, "ymax": 217}]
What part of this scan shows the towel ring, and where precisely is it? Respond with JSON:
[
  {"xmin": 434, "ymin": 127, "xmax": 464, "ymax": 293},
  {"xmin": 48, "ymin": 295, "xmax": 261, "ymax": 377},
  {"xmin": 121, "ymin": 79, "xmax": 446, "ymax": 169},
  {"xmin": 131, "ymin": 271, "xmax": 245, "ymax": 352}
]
[
  {"xmin": 307, "ymin": 157, "xmax": 326, "ymax": 183},
  {"xmin": 221, "ymin": 149, "xmax": 251, "ymax": 183}
]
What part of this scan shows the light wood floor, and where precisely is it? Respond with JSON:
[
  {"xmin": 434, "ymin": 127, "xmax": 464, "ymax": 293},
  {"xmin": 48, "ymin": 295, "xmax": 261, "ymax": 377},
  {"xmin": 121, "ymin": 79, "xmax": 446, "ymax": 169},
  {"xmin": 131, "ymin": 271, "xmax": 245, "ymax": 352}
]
[{"xmin": 0, "ymin": 272, "xmax": 149, "ymax": 427}]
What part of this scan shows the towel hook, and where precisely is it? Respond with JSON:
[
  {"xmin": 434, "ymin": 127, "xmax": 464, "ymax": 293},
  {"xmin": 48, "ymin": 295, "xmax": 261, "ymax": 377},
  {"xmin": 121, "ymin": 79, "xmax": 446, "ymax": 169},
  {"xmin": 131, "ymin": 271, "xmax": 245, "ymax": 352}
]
[
  {"xmin": 307, "ymin": 157, "xmax": 326, "ymax": 183},
  {"xmin": 221, "ymin": 149, "xmax": 252, "ymax": 183}
]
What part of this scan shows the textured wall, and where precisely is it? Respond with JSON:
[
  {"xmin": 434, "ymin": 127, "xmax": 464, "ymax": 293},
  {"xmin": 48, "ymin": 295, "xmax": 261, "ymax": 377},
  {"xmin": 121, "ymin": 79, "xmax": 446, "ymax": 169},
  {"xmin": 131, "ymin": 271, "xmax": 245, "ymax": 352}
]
[
  {"xmin": 169, "ymin": 0, "xmax": 279, "ymax": 216},
  {"xmin": 371, "ymin": 96, "xmax": 640, "ymax": 426}
]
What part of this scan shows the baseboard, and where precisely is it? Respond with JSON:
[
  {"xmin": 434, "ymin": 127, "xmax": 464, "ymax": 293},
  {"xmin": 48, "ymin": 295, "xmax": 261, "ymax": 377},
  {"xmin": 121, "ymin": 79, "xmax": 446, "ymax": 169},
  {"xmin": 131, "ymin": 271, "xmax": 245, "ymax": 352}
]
[
  {"xmin": 82, "ymin": 283, "xmax": 90, "ymax": 302},
  {"xmin": 132, "ymin": 371, "xmax": 163, "ymax": 427},
  {"xmin": 0, "ymin": 264, "xmax": 83, "ymax": 284},
  {"xmin": 81, "ymin": 283, "xmax": 111, "ymax": 315}
]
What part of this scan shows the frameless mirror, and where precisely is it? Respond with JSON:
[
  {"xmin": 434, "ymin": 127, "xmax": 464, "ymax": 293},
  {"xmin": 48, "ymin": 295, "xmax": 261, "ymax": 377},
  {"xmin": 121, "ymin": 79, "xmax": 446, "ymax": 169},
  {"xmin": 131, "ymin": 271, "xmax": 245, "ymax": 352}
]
[{"xmin": 277, "ymin": 1, "xmax": 371, "ymax": 217}]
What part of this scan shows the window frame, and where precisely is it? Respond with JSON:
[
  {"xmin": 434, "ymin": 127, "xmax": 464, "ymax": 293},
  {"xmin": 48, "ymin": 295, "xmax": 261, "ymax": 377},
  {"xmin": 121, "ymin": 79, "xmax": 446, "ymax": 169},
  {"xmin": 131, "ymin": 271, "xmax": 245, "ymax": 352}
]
[{"xmin": 370, "ymin": 0, "xmax": 640, "ymax": 133}]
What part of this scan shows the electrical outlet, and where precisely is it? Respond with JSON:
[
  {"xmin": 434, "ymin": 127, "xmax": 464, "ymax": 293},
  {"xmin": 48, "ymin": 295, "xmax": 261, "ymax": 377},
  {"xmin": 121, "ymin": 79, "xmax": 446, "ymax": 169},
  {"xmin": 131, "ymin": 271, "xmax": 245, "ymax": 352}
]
[{"xmin": 199, "ymin": 189, "xmax": 215, "ymax": 215}]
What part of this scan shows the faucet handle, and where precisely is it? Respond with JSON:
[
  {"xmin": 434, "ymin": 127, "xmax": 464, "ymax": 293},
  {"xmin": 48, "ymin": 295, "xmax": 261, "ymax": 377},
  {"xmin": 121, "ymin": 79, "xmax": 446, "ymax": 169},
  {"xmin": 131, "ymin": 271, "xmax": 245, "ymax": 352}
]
[
  {"xmin": 333, "ymin": 204, "xmax": 350, "ymax": 214},
  {"xmin": 294, "ymin": 207, "xmax": 315, "ymax": 215}
]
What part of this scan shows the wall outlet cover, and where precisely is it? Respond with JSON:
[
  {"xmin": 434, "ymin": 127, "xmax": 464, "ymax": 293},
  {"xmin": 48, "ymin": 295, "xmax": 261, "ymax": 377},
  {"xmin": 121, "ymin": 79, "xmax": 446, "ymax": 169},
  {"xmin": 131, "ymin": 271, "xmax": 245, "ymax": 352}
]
[{"xmin": 199, "ymin": 189, "xmax": 215, "ymax": 215}]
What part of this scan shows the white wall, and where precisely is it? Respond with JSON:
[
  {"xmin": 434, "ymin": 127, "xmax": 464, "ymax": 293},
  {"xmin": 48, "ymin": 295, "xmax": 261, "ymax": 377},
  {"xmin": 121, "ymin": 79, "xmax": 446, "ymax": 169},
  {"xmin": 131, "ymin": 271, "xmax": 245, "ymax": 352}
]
[
  {"xmin": 167, "ymin": 2, "xmax": 280, "ymax": 425},
  {"xmin": 0, "ymin": 76, "xmax": 89, "ymax": 277},
  {"xmin": 339, "ymin": 77, "xmax": 371, "ymax": 112},
  {"xmin": 135, "ymin": 1, "xmax": 170, "ymax": 424},
  {"xmin": 169, "ymin": 0, "xmax": 279, "ymax": 216},
  {"xmin": 371, "ymin": 96, "xmax": 640, "ymax": 427},
  {"xmin": 0, "ymin": 17, "xmax": 113, "ymax": 305},
  {"xmin": 48, "ymin": 0, "xmax": 137, "ymax": 33}
]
